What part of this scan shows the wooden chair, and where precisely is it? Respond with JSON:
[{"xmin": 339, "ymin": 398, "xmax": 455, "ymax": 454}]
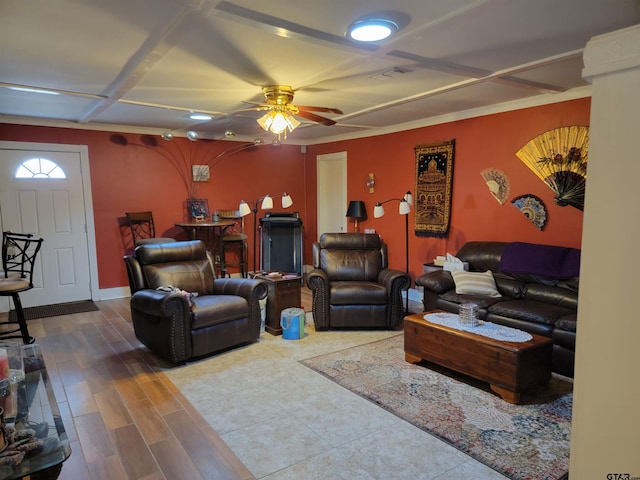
[
  {"xmin": 0, "ymin": 231, "xmax": 44, "ymax": 344},
  {"xmin": 125, "ymin": 211, "xmax": 176, "ymax": 246},
  {"xmin": 217, "ymin": 209, "xmax": 248, "ymax": 278}
]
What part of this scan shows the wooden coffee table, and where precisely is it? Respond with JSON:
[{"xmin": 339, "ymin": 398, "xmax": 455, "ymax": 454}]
[{"xmin": 404, "ymin": 312, "xmax": 552, "ymax": 404}]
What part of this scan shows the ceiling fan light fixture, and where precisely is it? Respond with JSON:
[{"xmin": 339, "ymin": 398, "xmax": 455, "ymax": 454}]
[
  {"xmin": 257, "ymin": 110, "xmax": 300, "ymax": 135},
  {"xmin": 347, "ymin": 18, "xmax": 398, "ymax": 42}
]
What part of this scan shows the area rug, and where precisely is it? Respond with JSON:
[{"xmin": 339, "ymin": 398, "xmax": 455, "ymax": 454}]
[
  {"xmin": 300, "ymin": 335, "xmax": 571, "ymax": 480},
  {"xmin": 9, "ymin": 300, "xmax": 99, "ymax": 321}
]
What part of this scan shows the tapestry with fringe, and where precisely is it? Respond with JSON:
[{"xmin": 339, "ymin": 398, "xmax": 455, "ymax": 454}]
[{"xmin": 414, "ymin": 140, "xmax": 455, "ymax": 237}]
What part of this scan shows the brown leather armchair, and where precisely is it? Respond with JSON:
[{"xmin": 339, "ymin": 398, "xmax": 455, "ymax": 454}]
[
  {"xmin": 306, "ymin": 233, "xmax": 410, "ymax": 330},
  {"xmin": 124, "ymin": 240, "xmax": 267, "ymax": 363}
]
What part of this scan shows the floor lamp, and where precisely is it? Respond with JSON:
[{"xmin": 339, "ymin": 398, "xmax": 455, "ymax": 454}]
[
  {"xmin": 373, "ymin": 191, "xmax": 413, "ymax": 312},
  {"xmin": 239, "ymin": 193, "xmax": 293, "ymax": 273}
]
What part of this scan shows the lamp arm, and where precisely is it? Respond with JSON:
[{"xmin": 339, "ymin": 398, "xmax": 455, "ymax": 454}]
[{"xmin": 377, "ymin": 197, "xmax": 404, "ymax": 205}]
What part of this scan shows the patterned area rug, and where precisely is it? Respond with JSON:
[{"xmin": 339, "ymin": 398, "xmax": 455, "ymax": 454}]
[
  {"xmin": 301, "ymin": 335, "xmax": 571, "ymax": 480},
  {"xmin": 9, "ymin": 300, "xmax": 99, "ymax": 321}
]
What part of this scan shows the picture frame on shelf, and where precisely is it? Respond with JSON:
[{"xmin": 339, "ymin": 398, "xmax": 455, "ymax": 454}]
[{"xmin": 187, "ymin": 198, "xmax": 209, "ymax": 222}]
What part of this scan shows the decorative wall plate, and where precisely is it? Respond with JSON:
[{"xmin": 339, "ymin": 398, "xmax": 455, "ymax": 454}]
[
  {"xmin": 511, "ymin": 194, "xmax": 547, "ymax": 230},
  {"xmin": 480, "ymin": 168, "xmax": 510, "ymax": 204}
]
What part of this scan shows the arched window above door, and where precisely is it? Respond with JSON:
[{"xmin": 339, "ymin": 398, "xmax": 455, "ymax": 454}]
[{"xmin": 15, "ymin": 157, "xmax": 66, "ymax": 179}]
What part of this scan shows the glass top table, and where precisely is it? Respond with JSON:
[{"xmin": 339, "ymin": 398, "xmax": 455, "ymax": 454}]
[{"xmin": 0, "ymin": 344, "xmax": 71, "ymax": 480}]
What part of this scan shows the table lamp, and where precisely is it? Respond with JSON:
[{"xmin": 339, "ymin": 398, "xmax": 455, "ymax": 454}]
[{"xmin": 346, "ymin": 200, "xmax": 368, "ymax": 232}]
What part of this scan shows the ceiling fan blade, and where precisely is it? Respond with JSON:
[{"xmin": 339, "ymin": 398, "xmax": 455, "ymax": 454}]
[
  {"xmin": 298, "ymin": 105, "xmax": 343, "ymax": 114},
  {"xmin": 295, "ymin": 110, "xmax": 337, "ymax": 126}
]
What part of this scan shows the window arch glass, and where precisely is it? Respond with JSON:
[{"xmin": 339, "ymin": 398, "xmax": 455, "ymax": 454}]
[{"xmin": 15, "ymin": 157, "xmax": 66, "ymax": 179}]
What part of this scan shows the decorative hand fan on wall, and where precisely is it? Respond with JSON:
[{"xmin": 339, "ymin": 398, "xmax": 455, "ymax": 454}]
[
  {"xmin": 238, "ymin": 85, "xmax": 343, "ymax": 139},
  {"xmin": 515, "ymin": 126, "xmax": 589, "ymax": 211}
]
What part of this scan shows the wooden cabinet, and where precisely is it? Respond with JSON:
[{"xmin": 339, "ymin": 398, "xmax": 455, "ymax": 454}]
[{"xmin": 251, "ymin": 274, "xmax": 302, "ymax": 335}]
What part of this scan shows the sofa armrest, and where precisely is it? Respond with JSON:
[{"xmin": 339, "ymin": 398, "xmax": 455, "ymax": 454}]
[
  {"xmin": 306, "ymin": 269, "xmax": 330, "ymax": 330},
  {"xmin": 415, "ymin": 270, "xmax": 454, "ymax": 293},
  {"xmin": 131, "ymin": 289, "xmax": 190, "ymax": 316},
  {"xmin": 213, "ymin": 278, "xmax": 268, "ymax": 333},
  {"xmin": 378, "ymin": 268, "xmax": 411, "ymax": 328},
  {"xmin": 130, "ymin": 290, "xmax": 192, "ymax": 363}
]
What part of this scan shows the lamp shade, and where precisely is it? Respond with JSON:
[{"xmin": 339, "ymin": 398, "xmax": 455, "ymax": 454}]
[
  {"xmin": 282, "ymin": 193, "xmax": 293, "ymax": 208},
  {"xmin": 399, "ymin": 200, "xmax": 410, "ymax": 215},
  {"xmin": 346, "ymin": 200, "xmax": 367, "ymax": 220},
  {"xmin": 373, "ymin": 203, "xmax": 385, "ymax": 218},
  {"xmin": 261, "ymin": 195, "xmax": 274, "ymax": 209},
  {"xmin": 239, "ymin": 201, "xmax": 251, "ymax": 217},
  {"xmin": 404, "ymin": 191, "xmax": 413, "ymax": 205}
]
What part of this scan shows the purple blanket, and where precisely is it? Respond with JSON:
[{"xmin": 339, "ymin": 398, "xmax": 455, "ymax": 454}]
[{"xmin": 498, "ymin": 242, "xmax": 581, "ymax": 279}]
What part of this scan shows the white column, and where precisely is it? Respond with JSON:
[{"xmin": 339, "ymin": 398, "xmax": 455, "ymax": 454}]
[{"xmin": 571, "ymin": 24, "xmax": 640, "ymax": 478}]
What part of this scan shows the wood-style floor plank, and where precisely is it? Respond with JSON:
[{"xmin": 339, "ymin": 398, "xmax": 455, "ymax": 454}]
[{"xmin": 0, "ymin": 286, "xmax": 320, "ymax": 479}]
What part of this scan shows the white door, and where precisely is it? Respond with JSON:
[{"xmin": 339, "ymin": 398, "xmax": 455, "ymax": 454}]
[
  {"xmin": 0, "ymin": 147, "xmax": 92, "ymax": 308},
  {"xmin": 317, "ymin": 152, "xmax": 347, "ymax": 239}
]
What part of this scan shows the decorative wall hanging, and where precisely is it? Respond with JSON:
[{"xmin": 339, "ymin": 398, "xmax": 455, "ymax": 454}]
[
  {"xmin": 515, "ymin": 126, "xmax": 589, "ymax": 211},
  {"xmin": 511, "ymin": 194, "xmax": 547, "ymax": 230},
  {"xmin": 366, "ymin": 173, "xmax": 376, "ymax": 193},
  {"xmin": 480, "ymin": 168, "xmax": 510, "ymax": 204},
  {"xmin": 414, "ymin": 139, "xmax": 455, "ymax": 237},
  {"xmin": 192, "ymin": 165, "xmax": 210, "ymax": 182}
]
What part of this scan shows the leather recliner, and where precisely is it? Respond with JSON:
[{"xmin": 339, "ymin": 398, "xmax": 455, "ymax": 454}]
[
  {"xmin": 124, "ymin": 240, "xmax": 267, "ymax": 363},
  {"xmin": 306, "ymin": 233, "xmax": 410, "ymax": 330}
]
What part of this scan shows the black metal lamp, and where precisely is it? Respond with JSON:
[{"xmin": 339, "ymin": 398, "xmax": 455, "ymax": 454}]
[
  {"xmin": 373, "ymin": 191, "xmax": 413, "ymax": 312},
  {"xmin": 346, "ymin": 200, "xmax": 368, "ymax": 232}
]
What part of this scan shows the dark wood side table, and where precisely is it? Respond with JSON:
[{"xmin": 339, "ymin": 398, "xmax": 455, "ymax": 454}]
[{"xmin": 250, "ymin": 273, "xmax": 302, "ymax": 335}]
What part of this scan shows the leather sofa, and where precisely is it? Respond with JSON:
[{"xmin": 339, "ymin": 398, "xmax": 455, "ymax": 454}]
[
  {"xmin": 306, "ymin": 233, "xmax": 410, "ymax": 330},
  {"xmin": 415, "ymin": 241, "xmax": 579, "ymax": 377},
  {"xmin": 124, "ymin": 240, "xmax": 267, "ymax": 363}
]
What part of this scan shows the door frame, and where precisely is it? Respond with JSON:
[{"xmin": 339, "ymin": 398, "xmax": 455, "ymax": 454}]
[
  {"xmin": 0, "ymin": 140, "xmax": 99, "ymax": 302},
  {"xmin": 316, "ymin": 151, "xmax": 347, "ymax": 239}
]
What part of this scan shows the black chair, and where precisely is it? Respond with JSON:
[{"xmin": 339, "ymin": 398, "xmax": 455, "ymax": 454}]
[
  {"xmin": 124, "ymin": 240, "xmax": 267, "ymax": 363},
  {"xmin": 217, "ymin": 209, "xmax": 248, "ymax": 278},
  {"xmin": 306, "ymin": 233, "xmax": 410, "ymax": 330},
  {"xmin": 0, "ymin": 232, "xmax": 44, "ymax": 344},
  {"xmin": 125, "ymin": 211, "xmax": 176, "ymax": 246}
]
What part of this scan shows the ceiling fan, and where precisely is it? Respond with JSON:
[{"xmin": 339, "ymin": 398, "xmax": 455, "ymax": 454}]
[{"xmin": 238, "ymin": 85, "xmax": 343, "ymax": 137}]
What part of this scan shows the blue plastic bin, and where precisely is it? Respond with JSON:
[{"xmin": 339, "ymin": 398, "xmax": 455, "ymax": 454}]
[{"xmin": 280, "ymin": 308, "xmax": 305, "ymax": 340}]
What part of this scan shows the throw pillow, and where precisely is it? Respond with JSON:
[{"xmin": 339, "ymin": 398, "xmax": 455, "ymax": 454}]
[{"xmin": 451, "ymin": 270, "xmax": 502, "ymax": 297}]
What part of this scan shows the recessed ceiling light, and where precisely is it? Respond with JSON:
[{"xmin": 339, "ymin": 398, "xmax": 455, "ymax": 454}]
[
  {"xmin": 188, "ymin": 113, "xmax": 212, "ymax": 120},
  {"xmin": 347, "ymin": 18, "xmax": 398, "ymax": 42}
]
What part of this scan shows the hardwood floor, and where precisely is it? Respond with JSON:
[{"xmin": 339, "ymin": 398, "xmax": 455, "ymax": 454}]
[{"xmin": 18, "ymin": 293, "xmax": 274, "ymax": 480}]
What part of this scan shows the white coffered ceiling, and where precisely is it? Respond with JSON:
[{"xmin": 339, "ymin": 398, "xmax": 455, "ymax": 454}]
[{"xmin": 1, "ymin": 0, "xmax": 639, "ymax": 144}]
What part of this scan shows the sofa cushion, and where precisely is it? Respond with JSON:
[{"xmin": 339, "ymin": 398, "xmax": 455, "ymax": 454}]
[
  {"xmin": 320, "ymin": 250, "xmax": 382, "ymax": 282},
  {"xmin": 440, "ymin": 290, "xmax": 504, "ymax": 309},
  {"xmin": 488, "ymin": 299, "xmax": 573, "ymax": 326},
  {"xmin": 524, "ymin": 283, "xmax": 579, "ymax": 310},
  {"xmin": 330, "ymin": 281, "xmax": 387, "ymax": 305},
  {"xmin": 451, "ymin": 270, "xmax": 501, "ymax": 297},
  {"xmin": 190, "ymin": 294, "xmax": 248, "ymax": 329}
]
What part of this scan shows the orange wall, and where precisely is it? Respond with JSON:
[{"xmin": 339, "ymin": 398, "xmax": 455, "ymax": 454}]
[
  {"xmin": 1, "ymin": 97, "xmax": 589, "ymax": 291},
  {"xmin": 0, "ymin": 125, "xmax": 306, "ymax": 288},
  {"xmin": 307, "ymin": 98, "xmax": 589, "ymax": 281}
]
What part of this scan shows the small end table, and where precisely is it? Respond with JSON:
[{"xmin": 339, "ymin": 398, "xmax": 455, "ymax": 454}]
[{"xmin": 250, "ymin": 273, "xmax": 302, "ymax": 335}]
